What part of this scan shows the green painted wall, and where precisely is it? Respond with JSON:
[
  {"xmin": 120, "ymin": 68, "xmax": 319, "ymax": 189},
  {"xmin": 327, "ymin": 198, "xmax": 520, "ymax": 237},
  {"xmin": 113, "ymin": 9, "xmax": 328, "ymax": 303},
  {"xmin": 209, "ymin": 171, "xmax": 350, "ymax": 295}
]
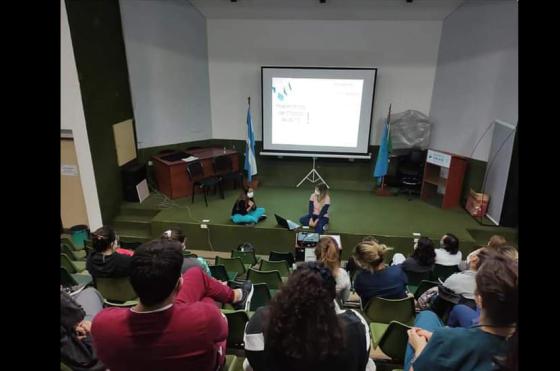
[
  {"xmin": 139, "ymin": 139, "xmax": 487, "ymax": 199},
  {"xmin": 65, "ymin": 0, "xmax": 135, "ymax": 224}
]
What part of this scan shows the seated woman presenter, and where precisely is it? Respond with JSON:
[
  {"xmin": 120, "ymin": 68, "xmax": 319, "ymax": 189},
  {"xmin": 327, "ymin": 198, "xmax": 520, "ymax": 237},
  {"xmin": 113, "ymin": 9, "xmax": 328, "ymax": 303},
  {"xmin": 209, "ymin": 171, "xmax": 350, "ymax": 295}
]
[
  {"xmin": 231, "ymin": 188, "xmax": 266, "ymax": 225},
  {"xmin": 299, "ymin": 183, "xmax": 330, "ymax": 233}
]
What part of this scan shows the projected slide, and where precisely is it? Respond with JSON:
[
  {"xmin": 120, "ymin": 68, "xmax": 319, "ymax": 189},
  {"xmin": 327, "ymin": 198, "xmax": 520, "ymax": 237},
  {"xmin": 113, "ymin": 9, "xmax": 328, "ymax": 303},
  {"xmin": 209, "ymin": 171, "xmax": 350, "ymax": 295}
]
[
  {"xmin": 271, "ymin": 78, "xmax": 364, "ymax": 147},
  {"xmin": 262, "ymin": 67, "xmax": 376, "ymax": 156}
]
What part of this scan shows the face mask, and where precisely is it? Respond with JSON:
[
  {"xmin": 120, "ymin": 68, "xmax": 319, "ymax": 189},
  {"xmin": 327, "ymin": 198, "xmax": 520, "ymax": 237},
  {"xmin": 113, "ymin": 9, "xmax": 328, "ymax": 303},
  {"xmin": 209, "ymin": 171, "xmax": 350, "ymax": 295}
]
[
  {"xmin": 314, "ymin": 190, "xmax": 320, "ymax": 196},
  {"xmin": 247, "ymin": 192, "xmax": 254, "ymax": 198}
]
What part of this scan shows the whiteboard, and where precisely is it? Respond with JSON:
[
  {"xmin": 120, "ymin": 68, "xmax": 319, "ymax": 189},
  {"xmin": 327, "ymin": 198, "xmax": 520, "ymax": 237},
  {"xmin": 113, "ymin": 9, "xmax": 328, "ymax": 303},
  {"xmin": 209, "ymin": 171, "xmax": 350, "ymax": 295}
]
[{"xmin": 484, "ymin": 120, "xmax": 516, "ymax": 225}]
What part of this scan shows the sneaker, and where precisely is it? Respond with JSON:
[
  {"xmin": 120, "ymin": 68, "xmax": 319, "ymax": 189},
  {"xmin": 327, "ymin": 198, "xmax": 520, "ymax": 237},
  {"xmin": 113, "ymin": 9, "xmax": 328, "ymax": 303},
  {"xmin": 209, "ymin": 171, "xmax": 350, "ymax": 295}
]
[
  {"xmin": 259, "ymin": 214, "xmax": 267, "ymax": 222},
  {"xmin": 232, "ymin": 280, "xmax": 254, "ymax": 311}
]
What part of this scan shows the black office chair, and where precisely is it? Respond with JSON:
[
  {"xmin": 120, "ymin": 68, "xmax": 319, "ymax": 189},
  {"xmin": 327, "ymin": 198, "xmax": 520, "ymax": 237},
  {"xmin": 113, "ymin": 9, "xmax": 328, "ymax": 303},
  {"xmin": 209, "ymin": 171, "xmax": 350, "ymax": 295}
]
[
  {"xmin": 397, "ymin": 149, "xmax": 426, "ymax": 200},
  {"xmin": 213, "ymin": 155, "xmax": 243, "ymax": 191},
  {"xmin": 186, "ymin": 161, "xmax": 223, "ymax": 207}
]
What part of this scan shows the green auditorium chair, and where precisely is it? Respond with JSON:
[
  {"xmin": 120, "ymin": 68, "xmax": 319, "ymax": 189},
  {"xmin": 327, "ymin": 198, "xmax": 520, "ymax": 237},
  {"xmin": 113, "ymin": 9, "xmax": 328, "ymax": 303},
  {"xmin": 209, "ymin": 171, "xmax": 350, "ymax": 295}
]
[
  {"xmin": 231, "ymin": 250, "xmax": 257, "ymax": 267},
  {"xmin": 269, "ymin": 251, "xmax": 294, "ymax": 267},
  {"xmin": 249, "ymin": 283, "xmax": 272, "ymax": 311},
  {"xmin": 95, "ymin": 277, "xmax": 138, "ymax": 307},
  {"xmin": 247, "ymin": 268, "xmax": 282, "ymax": 296},
  {"xmin": 376, "ymin": 321, "xmax": 412, "ymax": 366},
  {"xmin": 60, "ymin": 241, "xmax": 86, "ymax": 261},
  {"xmin": 60, "ymin": 253, "xmax": 87, "ymax": 274},
  {"xmin": 61, "ymin": 266, "xmax": 92, "ymax": 287},
  {"xmin": 216, "ymin": 256, "xmax": 246, "ymax": 277},
  {"xmin": 210, "ymin": 264, "xmax": 238, "ymax": 282},
  {"xmin": 404, "ymin": 270, "xmax": 432, "ymax": 295},
  {"xmin": 364, "ymin": 296, "xmax": 415, "ymax": 347},
  {"xmin": 222, "ymin": 309, "xmax": 250, "ymax": 355},
  {"xmin": 61, "ymin": 236, "xmax": 85, "ymax": 251},
  {"xmin": 259, "ymin": 259, "xmax": 290, "ymax": 278},
  {"xmin": 431, "ymin": 264, "xmax": 460, "ymax": 282}
]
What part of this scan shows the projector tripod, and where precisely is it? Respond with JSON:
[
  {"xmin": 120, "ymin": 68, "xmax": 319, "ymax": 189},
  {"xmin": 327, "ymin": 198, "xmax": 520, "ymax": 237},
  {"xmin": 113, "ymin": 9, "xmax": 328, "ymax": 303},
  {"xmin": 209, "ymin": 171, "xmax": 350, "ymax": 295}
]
[{"xmin": 296, "ymin": 157, "xmax": 330, "ymax": 189}]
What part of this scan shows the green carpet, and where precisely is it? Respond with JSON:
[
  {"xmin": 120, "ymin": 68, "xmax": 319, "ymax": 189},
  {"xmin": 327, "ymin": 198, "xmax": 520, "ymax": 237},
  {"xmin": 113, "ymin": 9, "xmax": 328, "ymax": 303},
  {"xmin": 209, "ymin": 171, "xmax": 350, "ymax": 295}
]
[{"xmin": 117, "ymin": 186, "xmax": 516, "ymax": 257}]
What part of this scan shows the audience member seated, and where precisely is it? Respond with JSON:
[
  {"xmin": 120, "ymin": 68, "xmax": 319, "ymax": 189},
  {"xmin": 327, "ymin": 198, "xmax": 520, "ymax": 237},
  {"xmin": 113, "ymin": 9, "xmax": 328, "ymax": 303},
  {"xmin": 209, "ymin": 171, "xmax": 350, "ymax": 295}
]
[
  {"xmin": 92, "ymin": 240, "xmax": 253, "ymax": 371},
  {"xmin": 61, "ymin": 287, "xmax": 105, "ymax": 370},
  {"xmin": 496, "ymin": 245, "xmax": 518, "ymax": 262},
  {"xmin": 299, "ymin": 182, "xmax": 331, "ymax": 233},
  {"xmin": 394, "ymin": 237, "xmax": 436, "ymax": 274},
  {"xmin": 86, "ymin": 225, "xmax": 131, "ymax": 279},
  {"xmin": 345, "ymin": 236, "xmax": 379, "ymax": 281},
  {"xmin": 231, "ymin": 187, "xmax": 266, "ymax": 225},
  {"xmin": 352, "ymin": 240, "xmax": 408, "ymax": 304},
  {"xmin": 243, "ymin": 261, "xmax": 375, "ymax": 371},
  {"xmin": 417, "ymin": 248, "xmax": 494, "ymax": 311},
  {"xmin": 404, "ymin": 254, "xmax": 517, "ymax": 371},
  {"xmin": 314, "ymin": 236, "xmax": 351, "ymax": 302},
  {"xmin": 434, "ymin": 233, "xmax": 462, "ymax": 266},
  {"xmin": 160, "ymin": 228, "xmax": 211, "ymax": 274},
  {"xmin": 459, "ymin": 234, "xmax": 508, "ymax": 271}
]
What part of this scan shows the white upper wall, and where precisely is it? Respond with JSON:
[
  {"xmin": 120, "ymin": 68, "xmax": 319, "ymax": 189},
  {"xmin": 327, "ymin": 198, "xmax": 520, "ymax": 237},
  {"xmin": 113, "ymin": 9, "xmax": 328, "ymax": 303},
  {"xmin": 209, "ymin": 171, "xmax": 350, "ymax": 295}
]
[
  {"xmin": 119, "ymin": 0, "xmax": 212, "ymax": 149},
  {"xmin": 207, "ymin": 19, "xmax": 443, "ymax": 143},
  {"xmin": 61, "ymin": 0, "xmax": 102, "ymax": 230},
  {"xmin": 429, "ymin": 0, "xmax": 518, "ymax": 161}
]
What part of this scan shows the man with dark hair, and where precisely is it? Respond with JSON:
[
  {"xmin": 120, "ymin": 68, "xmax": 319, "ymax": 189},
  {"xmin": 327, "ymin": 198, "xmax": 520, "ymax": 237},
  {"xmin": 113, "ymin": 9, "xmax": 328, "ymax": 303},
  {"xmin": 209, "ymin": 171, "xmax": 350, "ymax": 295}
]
[{"xmin": 91, "ymin": 240, "xmax": 252, "ymax": 371}]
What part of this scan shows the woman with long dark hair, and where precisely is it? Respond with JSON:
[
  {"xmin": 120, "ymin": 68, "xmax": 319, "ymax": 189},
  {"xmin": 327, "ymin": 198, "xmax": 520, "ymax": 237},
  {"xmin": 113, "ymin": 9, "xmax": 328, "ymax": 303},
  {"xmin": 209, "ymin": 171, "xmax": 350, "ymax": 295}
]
[
  {"xmin": 231, "ymin": 187, "xmax": 266, "ymax": 225},
  {"xmin": 243, "ymin": 262, "xmax": 374, "ymax": 371},
  {"xmin": 401, "ymin": 237, "xmax": 436, "ymax": 273}
]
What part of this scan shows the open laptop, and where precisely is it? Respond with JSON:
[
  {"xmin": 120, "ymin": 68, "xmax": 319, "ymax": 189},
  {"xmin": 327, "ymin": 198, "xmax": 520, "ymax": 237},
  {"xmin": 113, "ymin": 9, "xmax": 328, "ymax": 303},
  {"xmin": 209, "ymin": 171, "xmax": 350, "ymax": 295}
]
[{"xmin": 275, "ymin": 214, "xmax": 301, "ymax": 231}]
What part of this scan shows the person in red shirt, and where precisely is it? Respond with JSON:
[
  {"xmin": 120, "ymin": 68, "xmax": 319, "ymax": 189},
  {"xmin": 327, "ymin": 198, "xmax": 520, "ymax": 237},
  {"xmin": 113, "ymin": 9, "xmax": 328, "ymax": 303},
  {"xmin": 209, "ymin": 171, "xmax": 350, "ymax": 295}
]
[{"xmin": 91, "ymin": 239, "xmax": 252, "ymax": 371}]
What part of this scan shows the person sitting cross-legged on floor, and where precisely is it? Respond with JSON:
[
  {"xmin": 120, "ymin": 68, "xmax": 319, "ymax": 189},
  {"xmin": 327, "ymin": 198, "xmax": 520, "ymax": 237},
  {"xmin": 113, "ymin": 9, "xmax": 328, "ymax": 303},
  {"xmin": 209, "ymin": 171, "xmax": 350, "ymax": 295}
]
[
  {"xmin": 231, "ymin": 187, "xmax": 266, "ymax": 225},
  {"xmin": 91, "ymin": 239, "xmax": 253, "ymax": 371}
]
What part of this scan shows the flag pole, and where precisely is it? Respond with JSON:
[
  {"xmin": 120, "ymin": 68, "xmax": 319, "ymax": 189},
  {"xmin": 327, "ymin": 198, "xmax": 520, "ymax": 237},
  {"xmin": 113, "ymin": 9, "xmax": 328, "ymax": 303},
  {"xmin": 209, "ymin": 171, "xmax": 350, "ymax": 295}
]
[{"xmin": 376, "ymin": 104, "xmax": 393, "ymax": 197}]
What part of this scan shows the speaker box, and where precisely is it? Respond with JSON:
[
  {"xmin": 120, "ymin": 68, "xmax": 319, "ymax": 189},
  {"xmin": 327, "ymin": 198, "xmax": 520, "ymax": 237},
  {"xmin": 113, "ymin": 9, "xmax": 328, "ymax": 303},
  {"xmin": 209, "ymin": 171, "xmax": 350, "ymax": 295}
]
[{"xmin": 122, "ymin": 161, "xmax": 146, "ymax": 202}]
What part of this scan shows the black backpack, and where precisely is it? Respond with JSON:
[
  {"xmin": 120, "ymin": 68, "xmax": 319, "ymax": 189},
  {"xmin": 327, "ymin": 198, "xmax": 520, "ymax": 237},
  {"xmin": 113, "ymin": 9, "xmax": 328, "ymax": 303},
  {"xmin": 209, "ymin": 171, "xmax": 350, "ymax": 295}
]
[{"xmin": 237, "ymin": 242, "xmax": 255, "ymax": 253}]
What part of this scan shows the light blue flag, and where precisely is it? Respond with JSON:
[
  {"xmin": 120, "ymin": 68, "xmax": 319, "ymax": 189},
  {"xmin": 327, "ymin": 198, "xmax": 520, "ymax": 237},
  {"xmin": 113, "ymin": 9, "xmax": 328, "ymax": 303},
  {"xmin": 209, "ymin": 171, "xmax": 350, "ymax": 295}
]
[
  {"xmin": 373, "ymin": 107, "xmax": 392, "ymax": 183},
  {"xmin": 244, "ymin": 104, "xmax": 258, "ymax": 182}
]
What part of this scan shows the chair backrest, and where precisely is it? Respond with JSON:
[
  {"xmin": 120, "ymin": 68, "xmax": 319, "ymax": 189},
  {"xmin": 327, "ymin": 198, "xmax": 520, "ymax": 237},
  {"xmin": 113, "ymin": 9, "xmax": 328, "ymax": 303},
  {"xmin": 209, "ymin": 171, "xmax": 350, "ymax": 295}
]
[
  {"xmin": 377, "ymin": 321, "xmax": 412, "ymax": 363},
  {"xmin": 223, "ymin": 310, "xmax": 250, "ymax": 349},
  {"xmin": 231, "ymin": 250, "xmax": 257, "ymax": 265},
  {"xmin": 259, "ymin": 259, "xmax": 290, "ymax": 277},
  {"xmin": 209, "ymin": 265, "xmax": 230, "ymax": 282},
  {"xmin": 60, "ymin": 253, "xmax": 78, "ymax": 274},
  {"xmin": 247, "ymin": 268, "xmax": 283, "ymax": 290},
  {"xmin": 215, "ymin": 256, "xmax": 246, "ymax": 275},
  {"xmin": 186, "ymin": 161, "xmax": 204, "ymax": 179},
  {"xmin": 61, "ymin": 243, "xmax": 78, "ymax": 261},
  {"xmin": 60, "ymin": 267, "xmax": 78, "ymax": 286},
  {"xmin": 409, "ymin": 149, "xmax": 425, "ymax": 164},
  {"xmin": 364, "ymin": 296, "xmax": 416, "ymax": 325},
  {"xmin": 432, "ymin": 264, "xmax": 460, "ymax": 281},
  {"xmin": 61, "ymin": 237, "xmax": 82, "ymax": 251},
  {"xmin": 249, "ymin": 283, "xmax": 272, "ymax": 311},
  {"xmin": 269, "ymin": 251, "xmax": 294, "ymax": 266},
  {"xmin": 404, "ymin": 270, "xmax": 432, "ymax": 286},
  {"xmin": 414, "ymin": 280, "xmax": 439, "ymax": 300},
  {"xmin": 95, "ymin": 277, "xmax": 138, "ymax": 302},
  {"xmin": 213, "ymin": 155, "xmax": 233, "ymax": 173}
]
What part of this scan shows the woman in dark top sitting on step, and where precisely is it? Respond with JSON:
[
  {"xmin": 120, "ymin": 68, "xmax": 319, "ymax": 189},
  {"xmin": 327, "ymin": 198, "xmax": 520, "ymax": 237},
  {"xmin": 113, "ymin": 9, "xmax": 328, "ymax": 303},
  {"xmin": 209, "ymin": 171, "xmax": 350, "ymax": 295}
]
[
  {"xmin": 352, "ymin": 240, "xmax": 408, "ymax": 305},
  {"xmin": 401, "ymin": 237, "xmax": 436, "ymax": 274},
  {"xmin": 86, "ymin": 226, "xmax": 131, "ymax": 280}
]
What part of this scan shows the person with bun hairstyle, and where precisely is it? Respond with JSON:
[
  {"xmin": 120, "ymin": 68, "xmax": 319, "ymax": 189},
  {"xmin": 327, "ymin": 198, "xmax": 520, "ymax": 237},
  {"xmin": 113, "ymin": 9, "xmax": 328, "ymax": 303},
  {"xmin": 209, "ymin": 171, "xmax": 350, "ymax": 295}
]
[
  {"xmin": 352, "ymin": 240, "xmax": 408, "ymax": 305},
  {"xmin": 404, "ymin": 254, "xmax": 517, "ymax": 371},
  {"xmin": 314, "ymin": 236, "xmax": 351, "ymax": 302},
  {"xmin": 435, "ymin": 233, "xmax": 462, "ymax": 266},
  {"xmin": 86, "ymin": 226, "xmax": 132, "ymax": 280}
]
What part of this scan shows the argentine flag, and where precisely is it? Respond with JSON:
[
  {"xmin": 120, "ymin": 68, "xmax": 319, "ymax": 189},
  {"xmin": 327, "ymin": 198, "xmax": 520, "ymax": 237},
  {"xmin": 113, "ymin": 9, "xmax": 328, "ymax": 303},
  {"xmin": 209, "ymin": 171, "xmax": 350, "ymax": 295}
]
[{"xmin": 244, "ymin": 103, "xmax": 258, "ymax": 182}]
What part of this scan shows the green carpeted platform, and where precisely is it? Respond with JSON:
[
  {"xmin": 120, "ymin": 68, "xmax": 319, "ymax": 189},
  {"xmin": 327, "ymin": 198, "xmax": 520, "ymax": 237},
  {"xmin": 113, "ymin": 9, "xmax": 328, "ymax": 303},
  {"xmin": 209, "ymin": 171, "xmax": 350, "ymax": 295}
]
[{"xmin": 114, "ymin": 186, "xmax": 516, "ymax": 259}]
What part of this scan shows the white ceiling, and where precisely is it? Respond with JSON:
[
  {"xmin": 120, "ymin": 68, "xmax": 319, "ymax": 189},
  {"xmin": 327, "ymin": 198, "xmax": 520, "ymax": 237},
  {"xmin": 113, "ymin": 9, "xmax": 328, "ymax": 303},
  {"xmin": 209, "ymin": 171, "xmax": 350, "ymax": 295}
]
[{"xmin": 189, "ymin": 0, "xmax": 466, "ymax": 21}]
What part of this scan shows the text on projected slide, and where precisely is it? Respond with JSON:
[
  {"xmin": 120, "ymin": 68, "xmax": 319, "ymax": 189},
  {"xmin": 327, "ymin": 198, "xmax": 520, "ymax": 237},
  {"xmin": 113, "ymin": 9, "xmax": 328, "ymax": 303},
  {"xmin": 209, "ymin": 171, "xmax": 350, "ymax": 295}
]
[{"xmin": 271, "ymin": 78, "xmax": 364, "ymax": 147}]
